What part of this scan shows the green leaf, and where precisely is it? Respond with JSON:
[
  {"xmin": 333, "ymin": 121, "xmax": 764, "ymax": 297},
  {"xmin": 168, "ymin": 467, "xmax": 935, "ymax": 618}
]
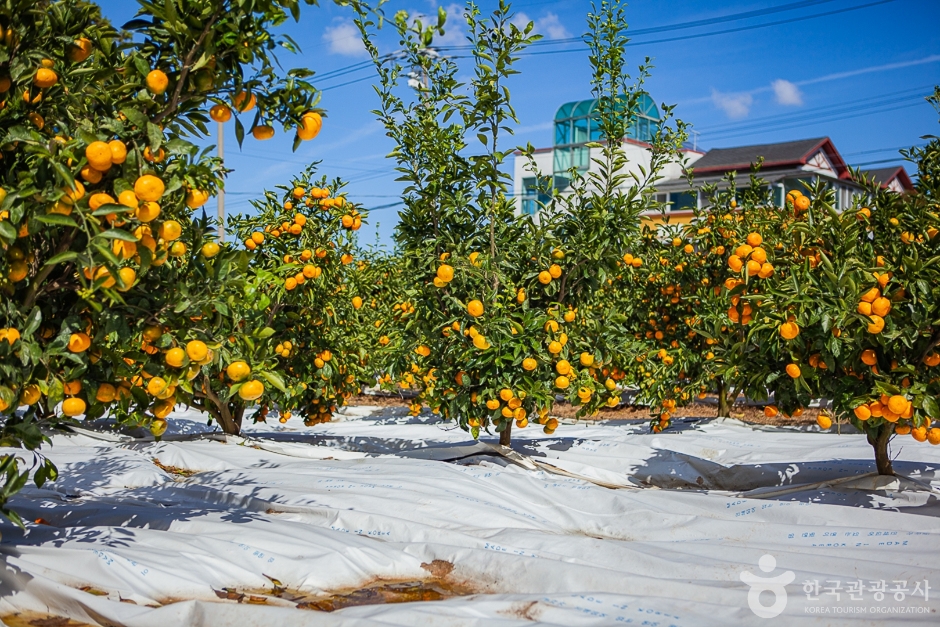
[
  {"xmin": 0, "ymin": 221, "xmax": 16, "ymax": 244},
  {"xmin": 121, "ymin": 107, "xmax": 149, "ymax": 129},
  {"xmin": 23, "ymin": 308, "xmax": 42, "ymax": 337},
  {"xmin": 234, "ymin": 117, "xmax": 245, "ymax": 147},
  {"xmin": 35, "ymin": 214, "xmax": 77, "ymax": 227},
  {"xmin": 147, "ymin": 122, "xmax": 164, "ymax": 150},
  {"xmin": 91, "ymin": 204, "xmax": 134, "ymax": 217},
  {"xmin": 923, "ymin": 396, "xmax": 940, "ymax": 420},
  {"xmin": 98, "ymin": 229, "xmax": 139, "ymax": 242},
  {"xmin": 138, "ymin": 246, "xmax": 153, "ymax": 277},
  {"xmin": 258, "ymin": 370, "xmax": 287, "ymax": 393}
]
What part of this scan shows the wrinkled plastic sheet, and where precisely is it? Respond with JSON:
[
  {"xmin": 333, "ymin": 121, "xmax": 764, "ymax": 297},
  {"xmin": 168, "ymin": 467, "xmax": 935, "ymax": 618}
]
[{"xmin": 0, "ymin": 407, "xmax": 939, "ymax": 625}]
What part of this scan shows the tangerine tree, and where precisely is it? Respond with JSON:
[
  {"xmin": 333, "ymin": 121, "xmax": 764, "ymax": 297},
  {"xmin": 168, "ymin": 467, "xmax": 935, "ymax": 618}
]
[
  {"xmin": 684, "ymin": 95, "xmax": 940, "ymax": 474},
  {"xmin": 0, "ymin": 0, "xmax": 351, "ymax": 522},
  {"xmin": 226, "ymin": 165, "xmax": 387, "ymax": 429},
  {"xmin": 354, "ymin": 0, "xmax": 686, "ymax": 444},
  {"xmin": 597, "ymin": 215, "xmax": 721, "ymax": 432}
]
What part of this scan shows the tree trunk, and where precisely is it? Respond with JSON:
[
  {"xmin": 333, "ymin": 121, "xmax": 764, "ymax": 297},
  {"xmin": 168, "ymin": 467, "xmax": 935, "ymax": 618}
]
[
  {"xmin": 868, "ymin": 424, "xmax": 894, "ymax": 475},
  {"xmin": 202, "ymin": 375, "xmax": 240, "ymax": 435},
  {"xmin": 232, "ymin": 405, "xmax": 245, "ymax": 435},
  {"xmin": 716, "ymin": 378, "xmax": 731, "ymax": 417},
  {"xmin": 499, "ymin": 421, "xmax": 512, "ymax": 447}
]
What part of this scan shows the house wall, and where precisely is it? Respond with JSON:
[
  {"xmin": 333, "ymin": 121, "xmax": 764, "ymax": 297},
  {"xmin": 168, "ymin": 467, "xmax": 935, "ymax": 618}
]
[{"xmin": 514, "ymin": 143, "xmax": 702, "ymax": 215}]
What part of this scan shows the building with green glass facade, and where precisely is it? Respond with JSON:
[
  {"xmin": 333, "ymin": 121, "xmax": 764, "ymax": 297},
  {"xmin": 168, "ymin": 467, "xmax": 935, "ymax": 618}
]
[{"xmin": 514, "ymin": 96, "xmax": 913, "ymax": 223}]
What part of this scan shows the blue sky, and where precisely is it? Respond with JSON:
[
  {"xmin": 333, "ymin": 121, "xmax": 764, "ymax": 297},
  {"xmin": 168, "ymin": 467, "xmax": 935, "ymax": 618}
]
[{"xmin": 98, "ymin": 0, "xmax": 940, "ymax": 247}]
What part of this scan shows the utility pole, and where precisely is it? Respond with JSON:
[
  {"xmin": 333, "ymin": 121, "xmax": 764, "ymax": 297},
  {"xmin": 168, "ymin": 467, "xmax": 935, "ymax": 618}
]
[{"xmin": 217, "ymin": 120, "xmax": 225, "ymax": 241}]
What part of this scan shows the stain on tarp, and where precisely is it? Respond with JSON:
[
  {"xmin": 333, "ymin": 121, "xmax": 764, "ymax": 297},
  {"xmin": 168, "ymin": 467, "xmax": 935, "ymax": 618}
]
[
  {"xmin": 0, "ymin": 613, "xmax": 98, "ymax": 627},
  {"xmin": 212, "ymin": 560, "xmax": 476, "ymax": 612}
]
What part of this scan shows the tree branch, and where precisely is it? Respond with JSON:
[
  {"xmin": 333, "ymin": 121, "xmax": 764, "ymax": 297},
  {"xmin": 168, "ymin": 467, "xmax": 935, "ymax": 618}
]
[
  {"xmin": 152, "ymin": 5, "xmax": 224, "ymax": 125},
  {"xmin": 201, "ymin": 373, "xmax": 237, "ymax": 435},
  {"xmin": 23, "ymin": 230, "xmax": 77, "ymax": 309}
]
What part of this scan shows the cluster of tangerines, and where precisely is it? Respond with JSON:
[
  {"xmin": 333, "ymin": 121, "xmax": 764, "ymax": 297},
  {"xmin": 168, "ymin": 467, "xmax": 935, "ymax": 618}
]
[
  {"xmin": 717, "ymin": 229, "xmax": 775, "ymax": 330},
  {"xmin": 297, "ymin": 351, "xmax": 362, "ymax": 427},
  {"xmin": 853, "ymin": 387, "xmax": 940, "ymax": 445},
  {"xmin": 855, "ymin": 285, "xmax": 892, "ymax": 335},
  {"xmin": 405, "ymin": 248, "xmax": 629, "ymax": 433},
  {"xmin": 142, "ymin": 65, "xmax": 326, "ymax": 144},
  {"xmin": 477, "ymin": 387, "xmax": 558, "ymax": 433},
  {"xmin": 241, "ymin": 186, "xmax": 354, "ymax": 292},
  {"xmin": 83, "ymin": 165, "xmax": 192, "ymax": 285},
  {"xmin": 7, "ymin": 37, "xmax": 92, "ymax": 132},
  {"xmin": 725, "ymin": 231, "xmax": 775, "ymax": 281},
  {"xmin": 136, "ymin": 332, "xmax": 264, "ymax": 435}
]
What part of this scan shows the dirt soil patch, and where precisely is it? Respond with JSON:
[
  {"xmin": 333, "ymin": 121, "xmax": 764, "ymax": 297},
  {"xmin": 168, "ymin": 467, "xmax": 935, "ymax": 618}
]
[
  {"xmin": 1, "ymin": 613, "xmax": 98, "ymax": 627},
  {"xmin": 215, "ymin": 561, "xmax": 475, "ymax": 612},
  {"xmin": 346, "ymin": 394, "xmax": 818, "ymax": 427},
  {"xmin": 152, "ymin": 458, "xmax": 200, "ymax": 477}
]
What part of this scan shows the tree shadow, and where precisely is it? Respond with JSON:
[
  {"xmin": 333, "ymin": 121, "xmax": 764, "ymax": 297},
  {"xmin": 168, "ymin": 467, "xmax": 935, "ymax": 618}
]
[
  {"xmin": 0, "ymin": 460, "xmax": 290, "ymax": 552},
  {"xmin": 0, "ymin": 549, "xmax": 34, "ymax": 606},
  {"xmin": 487, "ymin": 417, "xmax": 940, "ymax": 514},
  {"xmin": 751, "ymin": 484, "xmax": 940, "ymax": 515}
]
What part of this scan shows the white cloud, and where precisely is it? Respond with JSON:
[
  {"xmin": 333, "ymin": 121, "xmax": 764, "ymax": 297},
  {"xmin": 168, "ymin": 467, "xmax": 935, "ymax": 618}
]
[
  {"xmin": 685, "ymin": 54, "xmax": 940, "ymax": 114},
  {"xmin": 323, "ymin": 20, "xmax": 366, "ymax": 57},
  {"xmin": 711, "ymin": 89, "xmax": 753, "ymax": 119},
  {"xmin": 534, "ymin": 13, "xmax": 570, "ymax": 39},
  {"xmin": 772, "ymin": 79, "xmax": 803, "ymax": 106},
  {"xmin": 512, "ymin": 12, "xmax": 570, "ymax": 39}
]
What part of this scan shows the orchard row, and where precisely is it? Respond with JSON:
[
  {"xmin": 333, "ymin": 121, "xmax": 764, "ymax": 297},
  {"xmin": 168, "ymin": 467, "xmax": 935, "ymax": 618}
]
[{"xmin": 0, "ymin": 0, "xmax": 936, "ymax": 526}]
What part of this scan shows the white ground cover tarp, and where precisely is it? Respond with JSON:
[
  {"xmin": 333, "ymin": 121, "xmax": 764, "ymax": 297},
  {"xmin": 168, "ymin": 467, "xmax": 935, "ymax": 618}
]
[{"xmin": 1, "ymin": 406, "xmax": 939, "ymax": 625}]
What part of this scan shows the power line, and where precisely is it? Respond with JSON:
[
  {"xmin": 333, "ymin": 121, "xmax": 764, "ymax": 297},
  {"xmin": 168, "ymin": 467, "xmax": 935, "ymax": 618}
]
[
  {"xmin": 852, "ymin": 157, "xmax": 915, "ymax": 167},
  {"xmin": 365, "ymin": 201, "xmax": 405, "ymax": 211},
  {"xmin": 701, "ymin": 87, "xmax": 927, "ymax": 138},
  {"xmin": 843, "ymin": 143, "xmax": 927, "ymax": 156},
  {"xmin": 321, "ymin": 74, "xmax": 379, "ymax": 91},
  {"xmin": 435, "ymin": 0, "xmax": 842, "ymax": 51},
  {"xmin": 703, "ymin": 98, "xmax": 929, "ymax": 143},
  {"xmin": 309, "ymin": 0, "xmax": 887, "ymax": 88},
  {"xmin": 515, "ymin": 0, "xmax": 896, "ymax": 58}
]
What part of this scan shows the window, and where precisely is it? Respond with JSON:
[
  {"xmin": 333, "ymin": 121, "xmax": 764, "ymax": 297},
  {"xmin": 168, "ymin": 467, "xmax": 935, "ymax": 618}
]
[
  {"xmin": 553, "ymin": 147, "xmax": 570, "ymax": 173},
  {"xmin": 774, "ymin": 184, "xmax": 785, "ymax": 207},
  {"xmin": 572, "ymin": 146, "xmax": 589, "ymax": 170},
  {"xmin": 552, "ymin": 93, "xmax": 661, "ymax": 177},
  {"xmin": 521, "ymin": 176, "xmax": 555, "ymax": 215},
  {"xmin": 669, "ymin": 191, "xmax": 697, "ymax": 211},
  {"xmin": 573, "ymin": 117, "xmax": 589, "ymax": 144},
  {"xmin": 589, "ymin": 119, "xmax": 603, "ymax": 141}
]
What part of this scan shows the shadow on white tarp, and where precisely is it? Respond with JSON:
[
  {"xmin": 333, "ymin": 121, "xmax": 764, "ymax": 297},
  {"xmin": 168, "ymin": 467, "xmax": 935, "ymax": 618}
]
[{"xmin": 0, "ymin": 406, "xmax": 938, "ymax": 625}]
